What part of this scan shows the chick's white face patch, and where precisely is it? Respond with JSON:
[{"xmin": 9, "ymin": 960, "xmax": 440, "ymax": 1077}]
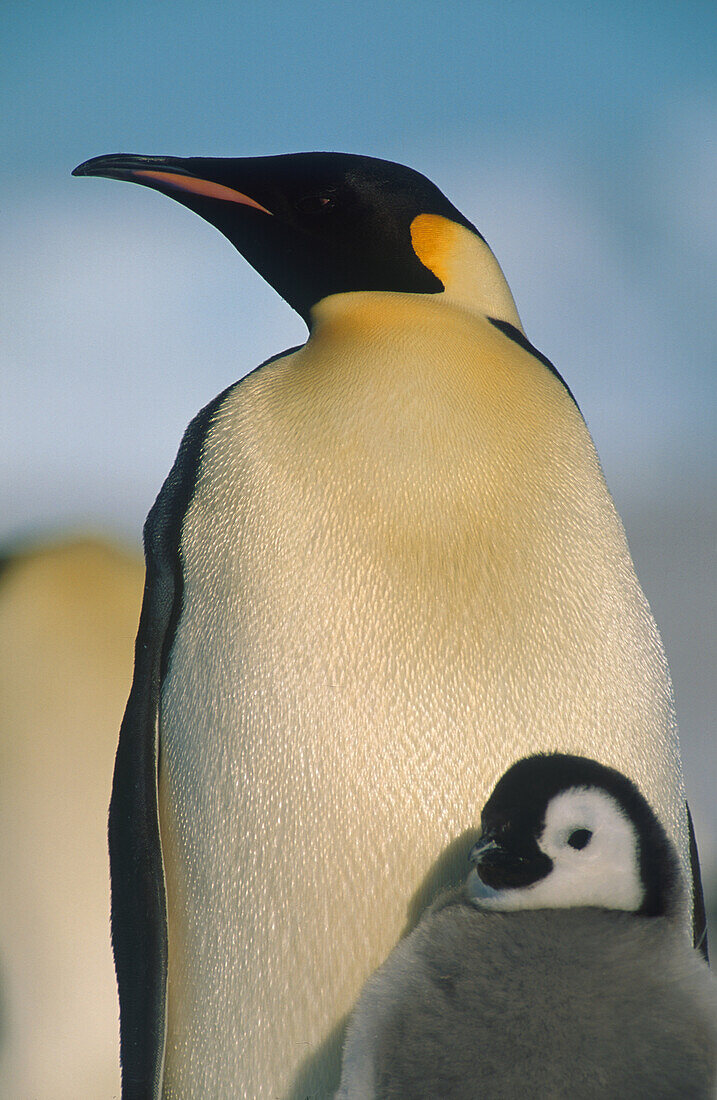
[
  {"xmin": 469, "ymin": 787, "xmax": 644, "ymax": 913},
  {"xmin": 536, "ymin": 787, "xmax": 643, "ymax": 911}
]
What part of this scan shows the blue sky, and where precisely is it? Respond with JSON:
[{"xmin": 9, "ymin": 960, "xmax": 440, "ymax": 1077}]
[
  {"xmin": 3, "ymin": 2, "xmax": 715, "ymax": 168},
  {"xmin": 2, "ymin": 3, "xmax": 716, "ymax": 851}
]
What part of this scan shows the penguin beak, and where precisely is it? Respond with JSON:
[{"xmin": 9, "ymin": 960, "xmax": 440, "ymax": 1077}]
[
  {"xmin": 72, "ymin": 154, "xmax": 273, "ymax": 216},
  {"xmin": 469, "ymin": 830, "xmax": 552, "ymax": 890},
  {"xmin": 469, "ymin": 834, "xmax": 505, "ymax": 868}
]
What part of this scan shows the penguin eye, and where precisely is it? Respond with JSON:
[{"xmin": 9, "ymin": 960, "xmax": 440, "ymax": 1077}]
[
  {"xmin": 567, "ymin": 828, "xmax": 592, "ymax": 850},
  {"xmin": 295, "ymin": 192, "xmax": 336, "ymax": 214}
]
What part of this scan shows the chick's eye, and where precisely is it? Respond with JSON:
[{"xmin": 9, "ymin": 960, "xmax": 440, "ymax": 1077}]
[
  {"xmin": 567, "ymin": 828, "xmax": 592, "ymax": 850},
  {"xmin": 296, "ymin": 193, "xmax": 335, "ymax": 214}
]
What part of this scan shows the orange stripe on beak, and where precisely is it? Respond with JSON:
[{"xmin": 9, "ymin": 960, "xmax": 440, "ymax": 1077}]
[{"xmin": 131, "ymin": 170, "xmax": 273, "ymax": 214}]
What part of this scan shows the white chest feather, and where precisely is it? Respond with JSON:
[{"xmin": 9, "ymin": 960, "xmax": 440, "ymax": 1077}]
[{"xmin": 158, "ymin": 292, "xmax": 687, "ymax": 1098}]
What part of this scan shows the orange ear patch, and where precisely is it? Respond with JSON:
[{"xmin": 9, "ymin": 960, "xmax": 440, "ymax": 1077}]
[
  {"xmin": 131, "ymin": 170, "xmax": 273, "ymax": 214},
  {"xmin": 410, "ymin": 214, "xmax": 461, "ymax": 284}
]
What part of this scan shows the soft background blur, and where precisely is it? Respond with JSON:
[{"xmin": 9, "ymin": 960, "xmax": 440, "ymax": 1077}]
[{"xmin": 1, "ymin": 3, "xmax": 715, "ymax": 1091}]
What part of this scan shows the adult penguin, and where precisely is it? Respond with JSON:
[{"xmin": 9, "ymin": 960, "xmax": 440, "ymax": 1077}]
[{"xmin": 73, "ymin": 152, "xmax": 704, "ymax": 1099}]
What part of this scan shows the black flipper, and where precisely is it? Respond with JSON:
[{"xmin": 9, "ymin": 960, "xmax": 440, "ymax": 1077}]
[
  {"xmin": 687, "ymin": 803, "xmax": 709, "ymax": 963},
  {"xmin": 109, "ymin": 350, "xmax": 301, "ymax": 1097},
  {"xmin": 109, "ymin": 516, "xmax": 171, "ymax": 1098}
]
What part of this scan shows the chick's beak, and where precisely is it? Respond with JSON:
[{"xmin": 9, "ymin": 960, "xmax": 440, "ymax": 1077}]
[{"xmin": 468, "ymin": 835, "xmax": 501, "ymax": 866}]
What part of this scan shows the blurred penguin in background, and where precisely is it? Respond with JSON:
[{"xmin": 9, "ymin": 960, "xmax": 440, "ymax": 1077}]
[
  {"xmin": 337, "ymin": 754, "xmax": 717, "ymax": 1100},
  {"xmin": 0, "ymin": 538, "xmax": 143, "ymax": 1099}
]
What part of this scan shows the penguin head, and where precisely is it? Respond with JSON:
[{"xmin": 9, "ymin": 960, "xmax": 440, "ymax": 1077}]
[
  {"xmin": 72, "ymin": 151, "xmax": 520, "ymax": 329},
  {"xmin": 468, "ymin": 754, "xmax": 680, "ymax": 917}
]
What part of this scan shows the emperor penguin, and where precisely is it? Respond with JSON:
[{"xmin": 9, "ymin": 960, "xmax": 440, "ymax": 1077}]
[
  {"xmin": 336, "ymin": 754, "xmax": 717, "ymax": 1100},
  {"xmin": 72, "ymin": 152, "xmax": 704, "ymax": 1099}
]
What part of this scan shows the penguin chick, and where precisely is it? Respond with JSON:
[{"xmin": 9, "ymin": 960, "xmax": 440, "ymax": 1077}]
[{"xmin": 337, "ymin": 754, "xmax": 717, "ymax": 1100}]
